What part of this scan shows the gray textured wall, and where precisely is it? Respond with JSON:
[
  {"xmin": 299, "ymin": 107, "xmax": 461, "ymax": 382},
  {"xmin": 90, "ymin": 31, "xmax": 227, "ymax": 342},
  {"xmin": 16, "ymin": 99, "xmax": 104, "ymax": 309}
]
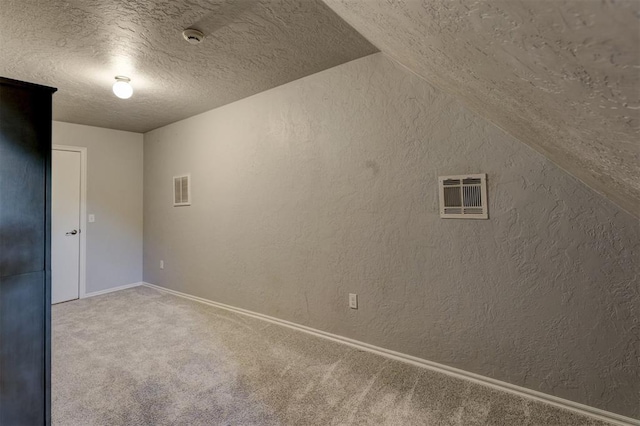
[
  {"xmin": 143, "ymin": 54, "xmax": 639, "ymax": 417},
  {"xmin": 53, "ymin": 121, "xmax": 143, "ymax": 293},
  {"xmin": 322, "ymin": 0, "xmax": 640, "ymax": 218}
]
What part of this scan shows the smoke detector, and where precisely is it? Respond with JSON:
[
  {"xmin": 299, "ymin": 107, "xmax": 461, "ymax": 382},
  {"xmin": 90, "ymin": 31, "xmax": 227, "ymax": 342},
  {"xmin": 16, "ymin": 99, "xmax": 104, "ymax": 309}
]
[{"xmin": 182, "ymin": 28, "xmax": 204, "ymax": 45}]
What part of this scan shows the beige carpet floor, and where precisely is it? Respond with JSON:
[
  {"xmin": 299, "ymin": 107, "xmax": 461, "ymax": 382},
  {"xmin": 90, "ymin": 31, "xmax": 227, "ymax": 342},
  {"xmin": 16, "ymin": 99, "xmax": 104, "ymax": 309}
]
[{"xmin": 52, "ymin": 286, "xmax": 610, "ymax": 425}]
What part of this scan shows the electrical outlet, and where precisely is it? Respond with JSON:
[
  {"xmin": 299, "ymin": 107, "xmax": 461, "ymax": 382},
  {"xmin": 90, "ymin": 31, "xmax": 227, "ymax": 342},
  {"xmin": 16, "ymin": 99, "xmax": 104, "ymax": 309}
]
[
  {"xmin": 349, "ymin": 293, "xmax": 358, "ymax": 309},
  {"xmin": 160, "ymin": 260, "xmax": 164, "ymax": 269}
]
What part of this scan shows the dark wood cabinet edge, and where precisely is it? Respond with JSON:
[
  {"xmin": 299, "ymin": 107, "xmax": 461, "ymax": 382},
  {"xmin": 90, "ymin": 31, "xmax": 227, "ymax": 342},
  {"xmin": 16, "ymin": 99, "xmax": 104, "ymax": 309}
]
[
  {"xmin": 0, "ymin": 77, "xmax": 57, "ymax": 93},
  {"xmin": 0, "ymin": 78, "xmax": 55, "ymax": 425}
]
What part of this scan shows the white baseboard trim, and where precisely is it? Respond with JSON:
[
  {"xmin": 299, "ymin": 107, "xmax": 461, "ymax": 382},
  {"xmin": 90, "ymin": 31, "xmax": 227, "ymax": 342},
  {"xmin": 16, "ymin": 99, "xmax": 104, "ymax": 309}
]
[
  {"xmin": 141, "ymin": 282, "xmax": 637, "ymax": 426},
  {"xmin": 82, "ymin": 282, "xmax": 143, "ymax": 299}
]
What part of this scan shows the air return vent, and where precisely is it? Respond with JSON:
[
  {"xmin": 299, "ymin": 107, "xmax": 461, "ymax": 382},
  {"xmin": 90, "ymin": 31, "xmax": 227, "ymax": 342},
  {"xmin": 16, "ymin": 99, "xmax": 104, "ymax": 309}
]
[
  {"xmin": 438, "ymin": 173, "xmax": 488, "ymax": 219},
  {"xmin": 173, "ymin": 175, "xmax": 191, "ymax": 206}
]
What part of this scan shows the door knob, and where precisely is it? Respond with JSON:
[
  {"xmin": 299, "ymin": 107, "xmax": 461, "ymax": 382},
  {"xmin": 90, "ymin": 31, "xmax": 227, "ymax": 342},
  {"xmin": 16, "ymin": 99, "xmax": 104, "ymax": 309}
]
[{"xmin": 65, "ymin": 230, "xmax": 78, "ymax": 235}]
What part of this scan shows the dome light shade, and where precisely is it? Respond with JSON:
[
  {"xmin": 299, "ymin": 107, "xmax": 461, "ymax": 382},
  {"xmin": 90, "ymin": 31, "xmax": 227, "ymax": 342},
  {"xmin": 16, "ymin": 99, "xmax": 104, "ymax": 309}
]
[{"xmin": 113, "ymin": 76, "xmax": 133, "ymax": 99}]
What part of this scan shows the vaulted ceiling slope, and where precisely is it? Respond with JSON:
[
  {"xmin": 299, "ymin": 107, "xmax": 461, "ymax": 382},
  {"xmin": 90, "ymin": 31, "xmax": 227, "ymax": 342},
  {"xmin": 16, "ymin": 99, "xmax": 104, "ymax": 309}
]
[
  {"xmin": 323, "ymin": 0, "xmax": 640, "ymax": 217},
  {"xmin": 0, "ymin": 0, "xmax": 376, "ymax": 133}
]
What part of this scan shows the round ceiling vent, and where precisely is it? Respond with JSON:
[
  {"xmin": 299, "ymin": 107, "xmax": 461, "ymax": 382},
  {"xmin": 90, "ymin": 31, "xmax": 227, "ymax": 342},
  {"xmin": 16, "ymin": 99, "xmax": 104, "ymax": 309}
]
[{"xmin": 182, "ymin": 28, "xmax": 204, "ymax": 45}]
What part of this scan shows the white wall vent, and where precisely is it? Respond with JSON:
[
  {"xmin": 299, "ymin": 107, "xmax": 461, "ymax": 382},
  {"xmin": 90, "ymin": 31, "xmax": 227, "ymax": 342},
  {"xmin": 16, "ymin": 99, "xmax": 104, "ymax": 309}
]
[
  {"xmin": 173, "ymin": 174, "xmax": 191, "ymax": 206},
  {"xmin": 438, "ymin": 173, "xmax": 488, "ymax": 219}
]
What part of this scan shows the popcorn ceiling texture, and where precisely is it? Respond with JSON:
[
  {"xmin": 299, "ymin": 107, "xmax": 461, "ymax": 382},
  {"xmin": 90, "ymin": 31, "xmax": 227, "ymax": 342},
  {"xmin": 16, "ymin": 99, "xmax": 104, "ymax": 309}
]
[
  {"xmin": 2, "ymin": 0, "xmax": 637, "ymax": 217},
  {"xmin": 0, "ymin": 0, "xmax": 376, "ymax": 133},
  {"xmin": 143, "ymin": 54, "xmax": 640, "ymax": 418},
  {"xmin": 322, "ymin": 0, "xmax": 640, "ymax": 217}
]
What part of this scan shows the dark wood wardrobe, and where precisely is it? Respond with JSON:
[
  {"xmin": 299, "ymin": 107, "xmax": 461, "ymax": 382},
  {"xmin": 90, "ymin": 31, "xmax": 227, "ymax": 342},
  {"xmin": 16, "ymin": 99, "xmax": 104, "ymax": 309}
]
[{"xmin": 0, "ymin": 77, "xmax": 57, "ymax": 425}]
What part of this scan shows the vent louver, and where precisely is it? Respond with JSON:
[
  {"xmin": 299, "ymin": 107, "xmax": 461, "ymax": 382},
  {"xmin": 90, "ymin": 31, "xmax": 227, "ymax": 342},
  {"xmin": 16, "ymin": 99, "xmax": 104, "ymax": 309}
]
[
  {"xmin": 438, "ymin": 174, "xmax": 487, "ymax": 219},
  {"xmin": 173, "ymin": 175, "xmax": 191, "ymax": 206}
]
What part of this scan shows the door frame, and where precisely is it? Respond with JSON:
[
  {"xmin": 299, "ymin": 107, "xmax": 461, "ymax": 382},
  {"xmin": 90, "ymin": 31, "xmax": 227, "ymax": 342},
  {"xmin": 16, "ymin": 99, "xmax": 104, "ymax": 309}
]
[{"xmin": 52, "ymin": 145, "xmax": 87, "ymax": 299}]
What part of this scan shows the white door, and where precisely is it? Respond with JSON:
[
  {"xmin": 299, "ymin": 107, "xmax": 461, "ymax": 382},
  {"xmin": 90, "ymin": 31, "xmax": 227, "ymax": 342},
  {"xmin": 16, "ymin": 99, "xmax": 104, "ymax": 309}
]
[{"xmin": 52, "ymin": 149, "xmax": 81, "ymax": 304}]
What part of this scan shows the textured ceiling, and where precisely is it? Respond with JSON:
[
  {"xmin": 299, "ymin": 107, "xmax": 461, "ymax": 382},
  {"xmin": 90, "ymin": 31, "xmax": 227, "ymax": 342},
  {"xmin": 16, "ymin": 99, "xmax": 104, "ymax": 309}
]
[
  {"xmin": 323, "ymin": 0, "xmax": 640, "ymax": 216},
  {"xmin": 0, "ymin": 0, "xmax": 376, "ymax": 133}
]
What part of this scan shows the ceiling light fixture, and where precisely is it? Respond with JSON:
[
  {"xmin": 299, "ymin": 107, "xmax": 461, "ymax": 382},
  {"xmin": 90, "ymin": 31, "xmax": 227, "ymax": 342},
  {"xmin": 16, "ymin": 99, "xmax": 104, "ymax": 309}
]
[{"xmin": 112, "ymin": 76, "xmax": 133, "ymax": 99}]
